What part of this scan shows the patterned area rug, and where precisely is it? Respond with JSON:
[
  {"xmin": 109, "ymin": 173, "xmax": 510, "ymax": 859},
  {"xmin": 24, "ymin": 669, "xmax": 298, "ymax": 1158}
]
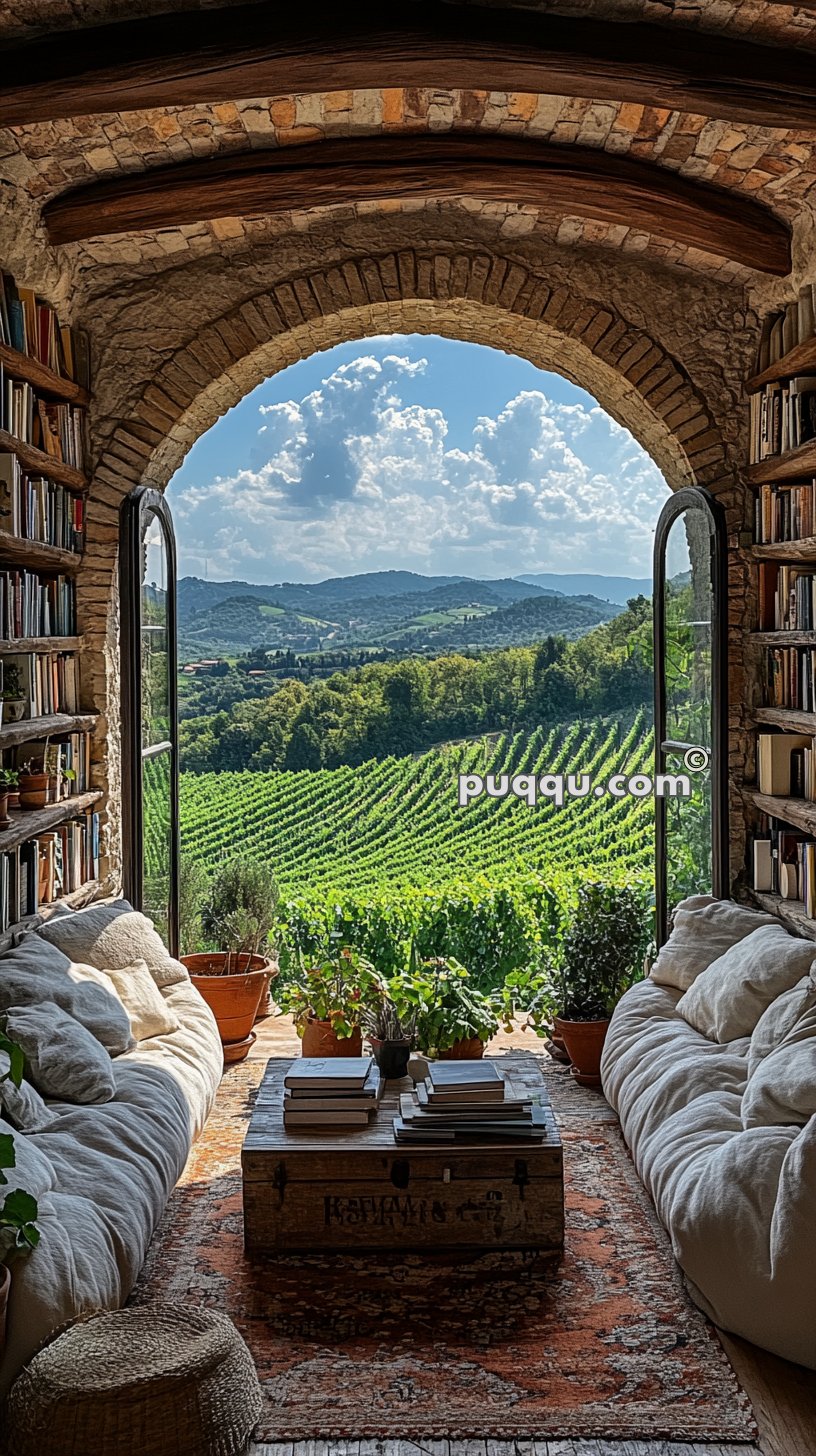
[{"xmin": 131, "ymin": 1050, "xmax": 758, "ymax": 1444}]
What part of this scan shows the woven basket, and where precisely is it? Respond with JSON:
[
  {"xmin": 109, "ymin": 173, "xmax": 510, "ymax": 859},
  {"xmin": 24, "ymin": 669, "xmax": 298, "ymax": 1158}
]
[{"xmin": 5, "ymin": 1305, "xmax": 263, "ymax": 1456}]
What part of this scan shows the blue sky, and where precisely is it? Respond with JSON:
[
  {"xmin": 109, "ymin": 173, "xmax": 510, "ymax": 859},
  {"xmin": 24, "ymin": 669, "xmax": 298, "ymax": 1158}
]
[{"xmin": 167, "ymin": 334, "xmax": 669, "ymax": 583}]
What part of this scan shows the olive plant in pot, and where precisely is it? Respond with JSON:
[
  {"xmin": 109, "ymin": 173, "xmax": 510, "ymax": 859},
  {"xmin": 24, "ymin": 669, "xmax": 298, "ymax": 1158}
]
[
  {"xmin": 0, "ymin": 1027, "xmax": 41, "ymax": 1354},
  {"xmin": 279, "ymin": 947, "xmax": 385, "ymax": 1057},
  {"xmin": 396, "ymin": 954, "xmax": 501, "ymax": 1059},
  {"xmin": 183, "ymin": 858, "xmax": 279, "ymax": 1063},
  {"xmin": 547, "ymin": 881, "xmax": 648, "ymax": 1086}
]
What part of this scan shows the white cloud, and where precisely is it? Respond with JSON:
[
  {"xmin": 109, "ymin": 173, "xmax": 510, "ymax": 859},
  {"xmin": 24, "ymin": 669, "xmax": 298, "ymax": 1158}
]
[{"xmin": 170, "ymin": 349, "xmax": 669, "ymax": 582}]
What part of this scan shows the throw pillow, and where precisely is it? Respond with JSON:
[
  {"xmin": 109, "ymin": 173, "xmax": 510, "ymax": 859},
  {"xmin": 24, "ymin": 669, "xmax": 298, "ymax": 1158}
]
[
  {"xmin": 676, "ymin": 924, "xmax": 816, "ymax": 1043},
  {"xmin": 4, "ymin": 1001, "xmax": 116, "ymax": 1103},
  {"xmin": 72, "ymin": 959, "xmax": 179, "ymax": 1042},
  {"xmin": 0, "ymin": 935, "xmax": 133, "ymax": 1056},
  {"xmin": 0, "ymin": 1051, "xmax": 57, "ymax": 1132},
  {"xmin": 649, "ymin": 895, "xmax": 776, "ymax": 992},
  {"xmin": 742, "ymin": 1037, "xmax": 816, "ymax": 1128},
  {"xmin": 748, "ymin": 974, "xmax": 816, "ymax": 1077},
  {"xmin": 38, "ymin": 900, "xmax": 189, "ymax": 990}
]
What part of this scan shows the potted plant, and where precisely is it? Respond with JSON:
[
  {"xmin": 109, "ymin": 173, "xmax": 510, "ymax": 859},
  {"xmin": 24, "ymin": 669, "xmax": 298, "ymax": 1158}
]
[
  {"xmin": 0, "ymin": 769, "xmax": 18, "ymax": 830},
  {"xmin": 0, "ymin": 666, "xmax": 25, "ymax": 726},
  {"xmin": 397, "ymin": 954, "xmax": 500, "ymax": 1059},
  {"xmin": 182, "ymin": 858, "xmax": 279, "ymax": 1063},
  {"xmin": 546, "ymin": 882, "xmax": 647, "ymax": 1086},
  {"xmin": 279, "ymin": 946, "xmax": 384, "ymax": 1057},
  {"xmin": 0, "ymin": 1027, "xmax": 41, "ymax": 1354},
  {"xmin": 18, "ymin": 754, "xmax": 50, "ymax": 810},
  {"xmin": 361, "ymin": 988, "xmax": 418, "ymax": 1079}
]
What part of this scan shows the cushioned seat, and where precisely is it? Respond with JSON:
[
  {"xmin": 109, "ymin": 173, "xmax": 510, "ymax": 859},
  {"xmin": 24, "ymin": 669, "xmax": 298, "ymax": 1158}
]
[
  {"xmin": 601, "ymin": 897, "xmax": 816, "ymax": 1368},
  {"xmin": 0, "ymin": 903, "xmax": 223, "ymax": 1395}
]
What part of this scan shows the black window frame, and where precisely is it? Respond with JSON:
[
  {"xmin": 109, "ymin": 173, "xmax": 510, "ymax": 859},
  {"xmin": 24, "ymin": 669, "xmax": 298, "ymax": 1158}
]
[
  {"xmin": 653, "ymin": 485, "xmax": 728, "ymax": 947},
  {"xmin": 120, "ymin": 486, "xmax": 179, "ymax": 956}
]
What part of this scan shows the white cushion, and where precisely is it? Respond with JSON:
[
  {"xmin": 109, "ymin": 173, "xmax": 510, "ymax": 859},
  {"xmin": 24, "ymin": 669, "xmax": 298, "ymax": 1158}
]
[
  {"xmin": 0, "ymin": 1051, "xmax": 57, "ymax": 1132},
  {"xmin": 748, "ymin": 974, "xmax": 816, "ymax": 1077},
  {"xmin": 676, "ymin": 924, "xmax": 816, "ymax": 1043},
  {"xmin": 742, "ymin": 1038, "xmax": 816, "ymax": 1128},
  {"xmin": 78, "ymin": 960, "xmax": 180, "ymax": 1042},
  {"xmin": 649, "ymin": 895, "xmax": 776, "ymax": 992},
  {"xmin": 0, "ymin": 935, "xmax": 133, "ymax": 1055},
  {"xmin": 38, "ymin": 901, "xmax": 188, "ymax": 991},
  {"xmin": 4, "ymin": 1002, "xmax": 116, "ymax": 1104}
]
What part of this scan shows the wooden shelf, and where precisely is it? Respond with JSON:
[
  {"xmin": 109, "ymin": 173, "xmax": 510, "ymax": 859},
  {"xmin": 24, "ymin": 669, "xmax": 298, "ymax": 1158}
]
[
  {"xmin": 0, "ymin": 636, "xmax": 80, "ymax": 653},
  {"xmin": 0, "ymin": 789, "xmax": 101, "ymax": 856},
  {"xmin": 0, "ymin": 712, "xmax": 97, "ymax": 749},
  {"xmin": 752, "ymin": 536, "xmax": 816, "ymax": 562},
  {"xmin": 0, "ymin": 343, "xmax": 89, "ymax": 407},
  {"xmin": 748, "ymin": 630, "xmax": 816, "ymax": 647},
  {"xmin": 0, "ymin": 430, "xmax": 87, "ymax": 494},
  {"xmin": 745, "ymin": 889, "xmax": 816, "ymax": 941},
  {"xmin": 747, "ymin": 788, "xmax": 816, "ymax": 835},
  {"xmin": 745, "ymin": 440, "xmax": 816, "ymax": 486},
  {"xmin": 753, "ymin": 706, "xmax": 816, "ymax": 734},
  {"xmin": 747, "ymin": 336, "xmax": 816, "ymax": 395},
  {"xmin": 0, "ymin": 530, "xmax": 81, "ymax": 574}
]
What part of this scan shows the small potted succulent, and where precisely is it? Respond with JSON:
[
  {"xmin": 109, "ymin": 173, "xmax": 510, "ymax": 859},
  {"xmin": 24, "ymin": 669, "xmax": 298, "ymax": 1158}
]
[
  {"xmin": 0, "ymin": 666, "xmax": 25, "ymax": 726},
  {"xmin": 546, "ymin": 881, "xmax": 648, "ymax": 1086},
  {"xmin": 397, "ymin": 953, "xmax": 501, "ymax": 1059},
  {"xmin": 183, "ymin": 858, "xmax": 279, "ymax": 1063},
  {"xmin": 0, "ymin": 1027, "xmax": 41, "ymax": 1354},
  {"xmin": 361, "ymin": 989, "xmax": 418, "ymax": 1079},
  {"xmin": 279, "ymin": 946, "xmax": 385, "ymax": 1057}
]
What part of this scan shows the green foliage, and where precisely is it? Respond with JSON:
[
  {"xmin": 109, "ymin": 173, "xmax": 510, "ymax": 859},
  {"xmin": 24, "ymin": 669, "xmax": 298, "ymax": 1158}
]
[
  {"xmin": 0, "ymin": 1032, "xmax": 41, "ymax": 1264},
  {"xmin": 200, "ymin": 858, "xmax": 279, "ymax": 968},
  {"xmin": 278, "ymin": 947, "xmax": 384, "ymax": 1039},
  {"xmin": 548, "ymin": 881, "xmax": 650, "ymax": 1022},
  {"xmin": 392, "ymin": 955, "xmax": 501, "ymax": 1056},
  {"xmin": 0, "ymin": 665, "xmax": 22, "ymax": 702},
  {"xmin": 0, "ymin": 768, "xmax": 18, "ymax": 789},
  {"xmin": 179, "ymin": 599, "xmax": 652, "ymax": 773},
  {"xmin": 178, "ymin": 857, "xmax": 211, "ymax": 956}
]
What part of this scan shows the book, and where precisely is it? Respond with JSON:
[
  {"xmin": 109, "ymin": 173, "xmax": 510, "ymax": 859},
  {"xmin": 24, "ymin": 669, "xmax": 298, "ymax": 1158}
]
[
  {"xmin": 284, "ymin": 1066, "xmax": 382, "ymax": 1108},
  {"xmin": 284, "ymin": 1107, "xmax": 372, "ymax": 1128},
  {"xmin": 405, "ymin": 1089, "xmax": 532, "ymax": 1123},
  {"xmin": 415, "ymin": 1080, "xmax": 531, "ymax": 1116},
  {"xmin": 393, "ymin": 1104, "xmax": 549, "ymax": 1144},
  {"xmin": 283, "ymin": 1056, "xmax": 374, "ymax": 1091},
  {"xmin": 757, "ymin": 732, "xmax": 811, "ymax": 796},
  {"xmin": 426, "ymin": 1060, "xmax": 503, "ymax": 1092}
]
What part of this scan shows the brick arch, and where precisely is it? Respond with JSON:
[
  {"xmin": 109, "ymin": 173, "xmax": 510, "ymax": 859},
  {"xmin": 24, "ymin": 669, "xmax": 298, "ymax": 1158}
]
[{"xmin": 82, "ymin": 247, "xmax": 731, "ymax": 884}]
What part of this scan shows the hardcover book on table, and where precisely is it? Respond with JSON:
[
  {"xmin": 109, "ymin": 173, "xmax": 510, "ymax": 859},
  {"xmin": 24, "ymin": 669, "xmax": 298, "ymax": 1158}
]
[{"xmin": 283, "ymin": 1056, "xmax": 374, "ymax": 1091}]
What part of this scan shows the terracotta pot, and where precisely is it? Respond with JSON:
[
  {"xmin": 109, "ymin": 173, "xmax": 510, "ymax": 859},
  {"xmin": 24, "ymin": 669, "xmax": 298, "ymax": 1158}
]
[
  {"xmin": 556, "ymin": 1017, "xmax": 611, "ymax": 1087},
  {"xmin": 368, "ymin": 1036, "xmax": 411, "ymax": 1080},
  {"xmin": 437, "ymin": 1036, "xmax": 485, "ymax": 1060},
  {"xmin": 0, "ymin": 793, "xmax": 10, "ymax": 831},
  {"xmin": 18, "ymin": 773, "xmax": 49, "ymax": 810},
  {"xmin": 300, "ymin": 1017, "xmax": 363, "ymax": 1058},
  {"xmin": 6, "ymin": 791, "xmax": 19, "ymax": 811},
  {"xmin": 0, "ymin": 1264, "xmax": 9, "ymax": 1356},
  {"xmin": 182, "ymin": 952, "xmax": 275, "ymax": 1057}
]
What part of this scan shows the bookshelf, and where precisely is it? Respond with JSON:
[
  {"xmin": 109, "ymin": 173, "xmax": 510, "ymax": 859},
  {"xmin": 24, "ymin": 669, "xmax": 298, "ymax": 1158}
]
[
  {"xmin": 750, "ymin": 890, "xmax": 816, "ymax": 943},
  {"xmin": 0, "ymin": 280, "xmax": 100, "ymax": 934}
]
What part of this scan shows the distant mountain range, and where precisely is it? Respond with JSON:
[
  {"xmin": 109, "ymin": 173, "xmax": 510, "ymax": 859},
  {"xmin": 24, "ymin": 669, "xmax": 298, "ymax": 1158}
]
[
  {"xmin": 177, "ymin": 569, "xmax": 640, "ymax": 659},
  {"xmin": 516, "ymin": 572, "xmax": 652, "ymax": 605}
]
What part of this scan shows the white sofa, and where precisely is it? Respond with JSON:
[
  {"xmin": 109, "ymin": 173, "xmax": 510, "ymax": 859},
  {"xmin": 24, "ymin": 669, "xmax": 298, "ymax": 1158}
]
[
  {"xmin": 0, "ymin": 900, "xmax": 223, "ymax": 1394},
  {"xmin": 601, "ymin": 895, "xmax": 816, "ymax": 1370}
]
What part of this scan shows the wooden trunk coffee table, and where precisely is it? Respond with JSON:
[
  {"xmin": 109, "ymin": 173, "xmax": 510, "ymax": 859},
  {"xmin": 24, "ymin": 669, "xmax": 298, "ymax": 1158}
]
[{"xmin": 241, "ymin": 1052, "xmax": 564, "ymax": 1256}]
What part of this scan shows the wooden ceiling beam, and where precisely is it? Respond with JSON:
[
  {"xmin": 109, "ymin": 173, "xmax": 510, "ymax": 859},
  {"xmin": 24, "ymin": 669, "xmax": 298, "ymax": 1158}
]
[
  {"xmin": 43, "ymin": 134, "xmax": 792, "ymax": 275},
  {"xmin": 2, "ymin": 3, "xmax": 816, "ymax": 129}
]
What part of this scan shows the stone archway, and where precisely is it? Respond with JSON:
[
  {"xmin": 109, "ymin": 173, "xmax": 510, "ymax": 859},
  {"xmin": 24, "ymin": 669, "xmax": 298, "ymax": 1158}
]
[{"xmin": 80, "ymin": 245, "xmax": 734, "ymax": 884}]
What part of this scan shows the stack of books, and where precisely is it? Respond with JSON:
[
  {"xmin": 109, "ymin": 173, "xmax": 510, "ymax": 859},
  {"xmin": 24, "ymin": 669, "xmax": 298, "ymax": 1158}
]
[
  {"xmin": 394, "ymin": 1060, "xmax": 547, "ymax": 1144},
  {"xmin": 283, "ymin": 1056, "xmax": 382, "ymax": 1129}
]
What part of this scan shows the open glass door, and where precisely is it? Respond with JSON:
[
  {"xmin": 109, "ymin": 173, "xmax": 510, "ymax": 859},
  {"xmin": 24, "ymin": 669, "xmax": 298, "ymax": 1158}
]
[
  {"xmin": 120, "ymin": 488, "xmax": 179, "ymax": 954},
  {"xmin": 654, "ymin": 486, "xmax": 727, "ymax": 947}
]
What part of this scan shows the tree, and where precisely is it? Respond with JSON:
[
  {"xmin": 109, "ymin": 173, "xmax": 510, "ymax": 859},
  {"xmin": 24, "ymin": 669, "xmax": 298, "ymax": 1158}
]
[{"xmin": 284, "ymin": 721, "xmax": 323, "ymax": 770}]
